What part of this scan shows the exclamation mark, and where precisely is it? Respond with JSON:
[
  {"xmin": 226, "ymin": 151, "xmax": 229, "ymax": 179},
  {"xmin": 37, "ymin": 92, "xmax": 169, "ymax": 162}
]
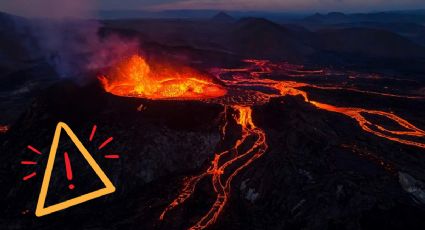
[{"xmin": 64, "ymin": 152, "xmax": 75, "ymax": 190}]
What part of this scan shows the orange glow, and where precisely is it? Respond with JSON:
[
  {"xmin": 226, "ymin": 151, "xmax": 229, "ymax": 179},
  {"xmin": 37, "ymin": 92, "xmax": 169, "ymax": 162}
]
[
  {"xmin": 102, "ymin": 56, "xmax": 425, "ymax": 230},
  {"xmin": 158, "ymin": 58, "xmax": 425, "ymax": 230},
  {"xmin": 160, "ymin": 106, "xmax": 268, "ymax": 229},
  {"xmin": 214, "ymin": 59, "xmax": 425, "ymax": 150},
  {"xmin": 0, "ymin": 125, "xmax": 8, "ymax": 133},
  {"xmin": 310, "ymin": 101, "xmax": 425, "ymax": 148},
  {"xmin": 99, "ymin": 55, "xmax": 227, "ymax": 100}
]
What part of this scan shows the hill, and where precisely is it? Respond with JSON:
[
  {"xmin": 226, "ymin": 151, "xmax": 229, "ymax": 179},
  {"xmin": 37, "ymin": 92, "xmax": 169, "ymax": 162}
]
[{"xmin": 315, "ymin": 28, "xmax": 425, "ymax": 59}]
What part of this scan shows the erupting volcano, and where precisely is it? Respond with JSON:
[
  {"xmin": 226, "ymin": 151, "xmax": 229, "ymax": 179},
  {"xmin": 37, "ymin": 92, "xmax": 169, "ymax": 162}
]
[
  {"xmin": 99, "ymin": 55, "xmax": 227, "ymax": 100},
  {"xmin": 3, "ymin": 5, "xmax": 425, "ymax": 230}
]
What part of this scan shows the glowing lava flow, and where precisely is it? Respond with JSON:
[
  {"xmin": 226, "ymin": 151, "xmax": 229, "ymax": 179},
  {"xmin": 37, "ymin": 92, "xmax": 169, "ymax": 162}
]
[
  {"xmin": 310, "ymin": 101, "xmax": 425, "ymax": 148},
  {"xmin": 100, "ymin": 57, "xmax": 425, "ymax": 230},
  {"xmin": 160, "ymin": 106, "xmax": 268, "ymax": 230},
  {"xmin": 99, "ymin": 55, "xmax": 226, "ymax": 100},
  {"xmin": 213, "ymin": 60, "xmax": 425, "ymax": 150}
]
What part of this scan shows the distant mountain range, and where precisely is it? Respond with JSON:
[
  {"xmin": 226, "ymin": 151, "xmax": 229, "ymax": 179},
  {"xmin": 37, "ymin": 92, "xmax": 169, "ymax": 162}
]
[
  {"xmin": 98, "ymin": 9, "xmax": 306, "ymax": 21},
  {"xmin": 297, "ymin": 11, "xmax": 425, "ymax": 47},
  {"xmin": 302, "ymin": 10, "xmax": 425, "ymax": 24},
  {"xmin": 97, "ymin": 9, "xmax": 425, "ymax": 23},
  {"xmin": 2, "ymin": 10, "xmax": 425, "ymax": 75},
  {"xmin": 315, "ymin": 27, "xmax": 425, "ymax": 58}
]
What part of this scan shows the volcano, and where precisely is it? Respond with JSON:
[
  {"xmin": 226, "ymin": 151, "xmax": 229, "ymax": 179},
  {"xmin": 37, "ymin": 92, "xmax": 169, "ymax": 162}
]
[
  {"xmin": 2, "ymin": 56, "xmax": 425, "ymax": 229},
  {"xmin": 1, "ymin": 9, "xmax": 425, "ymax": 230}
]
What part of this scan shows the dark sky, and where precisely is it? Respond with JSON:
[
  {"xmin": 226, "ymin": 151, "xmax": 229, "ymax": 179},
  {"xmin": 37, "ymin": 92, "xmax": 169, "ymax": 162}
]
[{"xmin": 1, "ymin": 0, "xmax": 425, "ymax": 17}]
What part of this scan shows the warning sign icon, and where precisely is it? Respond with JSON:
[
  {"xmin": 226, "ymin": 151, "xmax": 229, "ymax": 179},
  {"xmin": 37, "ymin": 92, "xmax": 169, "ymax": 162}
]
[{"xmin": 35, "ymin": 122, "xmax": 116, "ymax": 217}]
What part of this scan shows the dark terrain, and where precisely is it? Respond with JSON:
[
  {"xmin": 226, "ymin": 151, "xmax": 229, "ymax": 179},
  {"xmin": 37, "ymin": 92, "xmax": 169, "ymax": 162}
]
[{"xmin": 1, "ymin": 10, "xmax": 425, "ymax": 230}]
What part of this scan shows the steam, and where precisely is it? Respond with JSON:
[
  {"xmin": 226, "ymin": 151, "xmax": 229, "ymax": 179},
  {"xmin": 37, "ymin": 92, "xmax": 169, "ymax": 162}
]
[{"xmin": 9, "ymin": 0, "xmax": 140, "ymax": 80}]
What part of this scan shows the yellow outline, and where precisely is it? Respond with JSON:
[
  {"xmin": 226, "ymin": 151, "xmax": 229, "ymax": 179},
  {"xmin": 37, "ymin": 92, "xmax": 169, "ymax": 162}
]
[{"xmin": 35, "ymin": 122, "xmax": 116, "ymax": 217}]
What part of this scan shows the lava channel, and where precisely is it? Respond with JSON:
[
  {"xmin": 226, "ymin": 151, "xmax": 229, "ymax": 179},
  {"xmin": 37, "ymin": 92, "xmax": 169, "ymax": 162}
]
[
  {"xmin": 160, "ymin": 106, "xmax": 268, "ymax": 230},
  {"xmin": 99, "ymin": 57, "xmax": 424, "ymax": 230},
  {"xmin": 214, "ymin": 59, "xmax": 425, "ymax": 150}
]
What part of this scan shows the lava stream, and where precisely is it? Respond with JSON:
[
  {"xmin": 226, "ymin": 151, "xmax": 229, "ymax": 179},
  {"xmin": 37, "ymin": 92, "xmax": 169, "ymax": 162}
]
[
  {"xmin": 214, "ymin": 60, "xmax": 425, "ymax": 150},
  {"xmin": 100, "ymin": 57, "xmax": 425, "ymax": 230},
  {"xmin": 310, "ymin": 101, "xmax": 425, "ymax": 148},
  {"xmin": 160, "ymin": 106, "xmax": 268, "ymax": 230}
]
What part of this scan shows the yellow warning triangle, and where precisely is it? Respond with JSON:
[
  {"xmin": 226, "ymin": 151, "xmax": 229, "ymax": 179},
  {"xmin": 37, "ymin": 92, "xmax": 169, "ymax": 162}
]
[{"xmin": 35, "ymin": 122, "xmax": 115, "ymax": 217}]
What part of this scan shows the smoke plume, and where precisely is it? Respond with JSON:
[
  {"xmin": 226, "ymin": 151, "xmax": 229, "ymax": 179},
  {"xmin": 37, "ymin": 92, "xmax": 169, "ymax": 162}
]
[{"xmin": 9, "ymin": 0, "xmax": 140, "ymax": 80}]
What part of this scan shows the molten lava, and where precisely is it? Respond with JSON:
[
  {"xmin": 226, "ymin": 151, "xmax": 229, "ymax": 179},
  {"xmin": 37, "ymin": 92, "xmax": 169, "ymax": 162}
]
[
  {"xmin": 214, "ymin": 59, "xmax": 425, "ymax": 149},
  {"xmin": 160, "ymin": 106, "xmax": 268, "ymax": 229},
  {"xmin": 158, "ymin": 59, "xmax": 425, "ymax": 230},
  {"xmin": 310, "ymin": 101, "xmax": 425, "ymax": 148},
  {"xmin": 99, "ymin": 55, "xmax": 227, "ymax": 100},
  {"xmin": 101, "ymin": 55, "xmax": 424, "ymax": 229}
]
